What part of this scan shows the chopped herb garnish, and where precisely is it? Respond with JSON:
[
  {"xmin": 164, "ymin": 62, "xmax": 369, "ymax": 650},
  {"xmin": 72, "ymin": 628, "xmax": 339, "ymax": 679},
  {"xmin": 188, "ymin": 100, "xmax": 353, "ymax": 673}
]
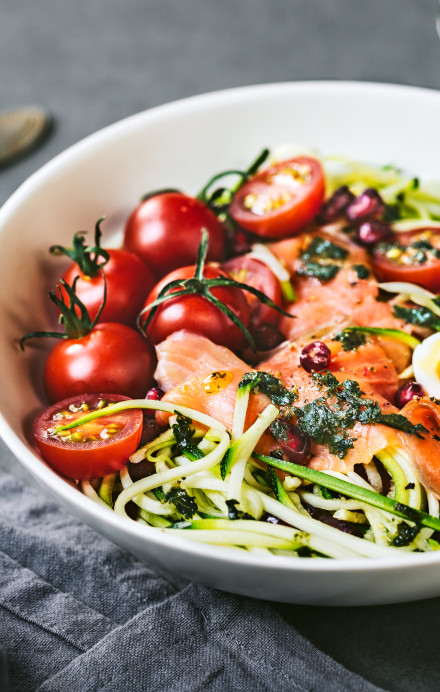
[
  {"xmin": 172, "ymin": 414, "xmax": 204, "ymax": 459},
  {"xmin": 225, "ymin": 499, "xmax": 253, "ymax": 521},
  {"xmin": 391, "ymin": 522, "xmax": 420, "ymax": 547},
  {"xmin": 269, "ymin": 448, "xmax": 285, "ymax": 460},
  {"xmin": 393, "ymin": 305, "xmax": 440, "ymax": 331},
  {"xmin": 166, "ymin": 487, "xmax": 198, "ymax": 519},
  {"xmin": 301, "ymin": 237, "xmax": 349, "ymax": 261},
  {"xmin": 297, "ymin": 236, "xmax": 349, "ymax": 282},
  {"xmin": 269, "ymin": 419, "xmax": 289, "ymax": 442},
  {"xmin": 393, "ymin": 503, "xmax": 424, "ymax": 523},
  {"xmin": 297, "ymin": 262, "xmax": 340, "ymax": 281},
  {"xmin": 238, "ymin": 371, "xmax": 296, "ymax": 406},
  {"xmin": 333, "ymin": 329, "xmax": 367, "ymax": 351},
  {"xmin": 292, "ymin": 372, "xmax": 426, "ymax": 459},
  {"xmin": 352, "ymin": 264, "xmax": 370, "ymax": 280}
]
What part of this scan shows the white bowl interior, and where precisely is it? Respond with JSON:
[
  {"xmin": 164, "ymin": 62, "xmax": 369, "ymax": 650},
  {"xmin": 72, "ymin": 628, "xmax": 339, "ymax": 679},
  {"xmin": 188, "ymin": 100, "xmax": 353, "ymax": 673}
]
[{"xmin": 2, "ymin": 82, "xmax": 440, "ymax": 604}]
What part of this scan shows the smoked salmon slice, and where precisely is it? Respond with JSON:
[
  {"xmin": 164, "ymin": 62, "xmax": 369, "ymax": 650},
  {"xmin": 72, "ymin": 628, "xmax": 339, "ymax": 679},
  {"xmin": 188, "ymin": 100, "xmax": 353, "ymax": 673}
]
[
  {"xmin": 270, "ymin": 228, "xmax": 411, "ymax": 371},
  {"xmin": 154, "ymin": 331, "xmax": 437, "ymax": 479},
  {"xmin": 154, "ymin": 330, "xmax": 269, "ymax": 432},
  {"xmin": 259, "ymin": 340, "xmax": 404, "ymax": 473}
]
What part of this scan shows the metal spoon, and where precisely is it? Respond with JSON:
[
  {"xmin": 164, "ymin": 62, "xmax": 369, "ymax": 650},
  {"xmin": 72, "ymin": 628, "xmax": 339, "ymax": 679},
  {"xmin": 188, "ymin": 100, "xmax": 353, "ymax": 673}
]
[{"xmin": 0, "ymin": 105, "xmax": 52, "ymax": 168}]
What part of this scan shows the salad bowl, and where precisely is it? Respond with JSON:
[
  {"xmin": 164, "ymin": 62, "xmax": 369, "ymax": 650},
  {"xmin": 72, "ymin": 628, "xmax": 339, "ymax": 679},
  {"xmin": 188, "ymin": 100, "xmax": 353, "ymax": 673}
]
[{"xmin": 2, "ymin": 81, "xmax": 440, "ymax": 605}]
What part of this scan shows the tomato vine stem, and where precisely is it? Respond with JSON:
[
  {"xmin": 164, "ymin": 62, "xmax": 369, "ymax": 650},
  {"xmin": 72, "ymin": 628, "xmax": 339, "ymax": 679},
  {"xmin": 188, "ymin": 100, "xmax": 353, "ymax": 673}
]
[{"xmin": 137, "ymin": 228, "xmax": 293, "ymax": 350}]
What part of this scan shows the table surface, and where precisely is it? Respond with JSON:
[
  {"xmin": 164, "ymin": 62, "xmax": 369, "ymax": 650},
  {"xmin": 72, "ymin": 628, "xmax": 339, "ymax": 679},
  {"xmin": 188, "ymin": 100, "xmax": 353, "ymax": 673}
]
[{"xmin": 2, "ymin": 2, "xmax": 440, "ymax": 690}]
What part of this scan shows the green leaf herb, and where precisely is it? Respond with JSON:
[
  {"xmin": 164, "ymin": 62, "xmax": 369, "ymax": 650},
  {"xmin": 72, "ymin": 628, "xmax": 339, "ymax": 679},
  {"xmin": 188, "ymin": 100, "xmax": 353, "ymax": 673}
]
[
  {"xmin": 238, "ymin": 371, "xmax": 296, "ymax": 406},
  {"xmin": 332, "ymin": 329, "xmax": 367, "ymax": 351},
  {"xmin": 352, "ymin": 264, "xmax": 371, "ymax": 280},
  {"xmin": 292, "ymin": 372, "xmax": 427, "ymax": 459},
  {"xmin": 172, "ymin": 414, "xmax": 204, "ymax": 460},
  {"xmin": 393, "ymin": 304, "xmax": 440, "ymax": 331},
  {"xmin": 297, "ymin": 236, "xmax": 349, "ymax": 282},
  {"xmin": 165, "ymin": 487, "xmax": 198, "ymax": 519}
]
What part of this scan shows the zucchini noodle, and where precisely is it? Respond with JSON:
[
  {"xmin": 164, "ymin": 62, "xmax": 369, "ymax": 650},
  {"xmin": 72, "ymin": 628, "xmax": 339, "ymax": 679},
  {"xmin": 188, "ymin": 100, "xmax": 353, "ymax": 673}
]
[{"xmin": 72, "ymin": 391, "xmax": 440, "ymax": 559}]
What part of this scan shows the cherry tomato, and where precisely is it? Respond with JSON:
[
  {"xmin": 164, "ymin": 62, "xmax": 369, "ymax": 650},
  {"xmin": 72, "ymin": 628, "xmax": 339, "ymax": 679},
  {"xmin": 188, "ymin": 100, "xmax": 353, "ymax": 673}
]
[
  {"xmin": 229, "ymin": 157, "xmax": 325, "ymax": 239},
  {"xmin": 123, "ymin": 192, "xmax": 225, "ymax": 278},
  {"xmin": 60, "ymin": 249, "xmax": 156, "ymax": 327},
  {"xmin": 372, "ymin": 229, "xmax": 440, "ymax": 291},
  {"xmin": 33, "ymin": 393, "xmax": 143, "ymax": 479},
  {"xmin": 222, "ymin": 256, "xmax": 283, "ymax": 329},
  {"xmin": 142, "ymin": 265, "xmax": 250, "ymax": 350},
  {"xmin": 44, "ymin": 323, "xmax": 156, "ymax": 403}
]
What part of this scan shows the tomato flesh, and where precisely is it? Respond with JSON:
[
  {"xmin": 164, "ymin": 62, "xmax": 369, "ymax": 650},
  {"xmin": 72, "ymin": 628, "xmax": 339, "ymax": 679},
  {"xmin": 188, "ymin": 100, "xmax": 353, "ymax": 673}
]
[
  {"xmin": 143, "ymin": 265, "xmax": 251, "ymax": 351},
  {"xmin": 33, "ymin": 394, "xmax": 143, "ymax": 479},
  {"xmin": 230, "ymin": 157, "xmax": 325, "ymax": 238},
  {"xmin": 123, "ymin": 192, "xmax": 225, "ymax": 278},
  {"xmin": 372, "ymin": 230, "xmax": 440, "ymax": 292}
]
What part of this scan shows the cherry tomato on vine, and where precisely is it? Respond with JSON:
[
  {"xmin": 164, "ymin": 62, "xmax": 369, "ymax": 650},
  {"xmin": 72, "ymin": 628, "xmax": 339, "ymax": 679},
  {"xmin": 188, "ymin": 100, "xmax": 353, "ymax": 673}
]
[
  {"xmin": 141, "ymin": 264, "xmax": 251, "ymax": 351},
  {"xmin": 51, "ymin": 219, "xmax": 156, "ymax": 327},
  {"xmin": 229, "ymin": 157, "xmax": 325, "ymax": 239},
  {"xmin": 33, "ymin": 393, "xmax": 143, "ymax": 479},
  {"xmin": 222, "ymin": 256, "xmax": 283, "ymax": 330},
  {"xmin": 372, "ymin": 229, "xmax": 440, "ymax": 292},
  {"xmin": 60, "ymin": 249, "xmax": 156, "ymax": 326},
  {"xmin": 43, "ymin": 322, "xmax": 156, "ymax": 403},
  {"xmin": 123, "ymin": 192, "xmax": 225, "ymax": 278}
]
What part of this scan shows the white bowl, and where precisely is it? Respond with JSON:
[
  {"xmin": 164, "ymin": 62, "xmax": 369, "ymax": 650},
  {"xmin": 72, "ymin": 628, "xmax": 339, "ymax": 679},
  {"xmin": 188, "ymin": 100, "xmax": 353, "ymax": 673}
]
[{"xmin": 2, "ymin": 81, "xmax": 440, "ymax": 606}]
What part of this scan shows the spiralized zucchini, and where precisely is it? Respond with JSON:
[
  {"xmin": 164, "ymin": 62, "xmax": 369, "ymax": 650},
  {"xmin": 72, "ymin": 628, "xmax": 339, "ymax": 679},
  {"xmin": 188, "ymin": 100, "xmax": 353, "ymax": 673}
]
[{"xmin": 74, "ymin": 391, "xmax": 440, "ymax": 560}]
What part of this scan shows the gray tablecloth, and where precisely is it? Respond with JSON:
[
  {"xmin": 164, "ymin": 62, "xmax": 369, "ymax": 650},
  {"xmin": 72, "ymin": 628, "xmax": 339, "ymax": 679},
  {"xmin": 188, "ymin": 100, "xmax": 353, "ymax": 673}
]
[
  {"xmin": 2, "ymin": 1, "xmax": 440, "ymax": 690},
  {"xmin": 0, "ymin": 470, "xmax": 382, "ymax": 692}
]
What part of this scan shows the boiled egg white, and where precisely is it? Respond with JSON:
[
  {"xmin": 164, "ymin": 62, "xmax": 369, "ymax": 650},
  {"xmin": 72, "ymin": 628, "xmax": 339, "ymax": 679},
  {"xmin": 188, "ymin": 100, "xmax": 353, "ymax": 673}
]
[{"xmin": 413, "ymin": 332, "xmax": 440, "ymax": 398}]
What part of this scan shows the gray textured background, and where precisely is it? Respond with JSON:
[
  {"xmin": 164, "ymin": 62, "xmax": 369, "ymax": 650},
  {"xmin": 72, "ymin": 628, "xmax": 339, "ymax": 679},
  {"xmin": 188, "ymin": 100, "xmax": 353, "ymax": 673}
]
[{"xmin": 1, "ymin": 1, "xmax": 440, "ymax": 690}]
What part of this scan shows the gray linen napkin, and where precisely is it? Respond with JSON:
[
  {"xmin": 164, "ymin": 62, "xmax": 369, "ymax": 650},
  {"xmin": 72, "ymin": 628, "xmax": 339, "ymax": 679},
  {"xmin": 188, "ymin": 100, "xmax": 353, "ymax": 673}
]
[{"xmin": 0, "ymin": 470, "xmax": 383, "ymax": 692}]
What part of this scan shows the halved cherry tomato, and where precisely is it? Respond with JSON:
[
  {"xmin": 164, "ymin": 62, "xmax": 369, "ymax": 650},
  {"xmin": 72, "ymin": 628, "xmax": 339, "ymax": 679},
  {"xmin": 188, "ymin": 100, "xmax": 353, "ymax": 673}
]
[
  {"xmin": 372, "ymin": 229, "xmax": 440, "ymax": 292},
  {"xmin": 222, "ymin": 256, "xmax": 283, "ymax": 329},
  {"xmin": 60, "ymin": 249, "xmax": 156, "ymax": 327},
  {"xmin": 229, "ymin": 157, "xmax": 325, "ymax": 239},
  {"xmin": 44, "ymin": 323, "xmax": 156, "ymax": 403},
  {"xmin": 33, "ymin": 393, "xmax": 143, "ymax": 479},
  {"xmin": 142, "ymin": 265, "xmax": 250, "ymax": 351},
  {"xmin": 123, "ymin": 192, "xmax": 225, "ymax": 278}
]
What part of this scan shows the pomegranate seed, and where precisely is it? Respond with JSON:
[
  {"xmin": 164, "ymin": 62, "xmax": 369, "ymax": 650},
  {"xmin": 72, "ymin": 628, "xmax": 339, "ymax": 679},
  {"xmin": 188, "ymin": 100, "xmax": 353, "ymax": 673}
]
[
  {"xmin": 278, "ymin": 426, "xmax": 311, "ymax": 465},
  {"xmin": 144, "ymin": 387, "xmax": 164, "ymax": 418},
  {"xmin": 254, "ymin": 324, "xmax": 284, "ymax": 351},
  {"xmin": 300, "ymin": 341, "xmax": 331, "ymax": 373},
  {"xmin": 394, "ymin": 382, "xmax": 424, "ymax": 408},
  {"xmin": 345, "ymin": 188, "xmax": 385, "ymax": 223},
  {"xmin": 355, "ymin": 220, "xmax": 391, "ymax": 247},
  {"xmin": 145, "ymin": 386, "xmax": 164, "ymax": 401},
  {"xmin": 318, "ymin": 186, "xmax": 355, "ymax": 223}
]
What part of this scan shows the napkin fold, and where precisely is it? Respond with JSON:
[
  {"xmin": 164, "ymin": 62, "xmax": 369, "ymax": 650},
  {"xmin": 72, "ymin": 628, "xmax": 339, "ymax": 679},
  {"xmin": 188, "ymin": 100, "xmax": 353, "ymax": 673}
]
[{"xmin": 0, "ymin": 470, "xmax": 383, "ymax": 692}]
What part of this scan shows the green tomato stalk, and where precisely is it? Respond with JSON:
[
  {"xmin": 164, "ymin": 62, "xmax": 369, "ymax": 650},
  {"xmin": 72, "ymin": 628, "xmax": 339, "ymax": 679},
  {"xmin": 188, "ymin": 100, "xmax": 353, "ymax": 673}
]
[
  {"xmin": 137, "ymin": 227, "xmax": 293, "ymax": 351},
  {"xmin": 49, "ymin": 216, "xmax": 110, "ymax": 278}
]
